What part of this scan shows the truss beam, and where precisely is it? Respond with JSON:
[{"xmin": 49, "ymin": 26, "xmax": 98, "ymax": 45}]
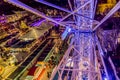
[
  {"xmin": 5, "ymin": 0, "xmax": 66, "ymax": 26},
  {"xmin": 59, "ymin": 1, "xmax": 91, "ymax": 22},
  {"xmin": 93, "ymin": 1, "xmax": 120, "ymax": 31},
  {"xmin": 5, "ymin": 0, "xmax": 120, "ymax": 80},
  {"xmin": 35, "ymin": 0, "xmax": 99, "ymax": 23}
]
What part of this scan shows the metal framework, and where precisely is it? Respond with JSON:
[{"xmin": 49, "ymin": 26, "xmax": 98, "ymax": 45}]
[{"xmin": 4, "ymin": 0, "xmax": 120, "ymax": 80}]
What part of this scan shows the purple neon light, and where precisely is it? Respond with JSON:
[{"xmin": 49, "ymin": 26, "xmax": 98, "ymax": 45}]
[
  {"xmin": 31, "ymin": 19, "xmax": 45, "ymax": 27},
  {"xmin": 31, "ymin": 18, "xmax": 61, "ymax": 27}
]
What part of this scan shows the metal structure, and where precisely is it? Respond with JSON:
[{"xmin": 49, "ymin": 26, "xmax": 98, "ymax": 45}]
[{"xmin": 4, "ymin": 0, "xmax": 120, "ymax": 80}]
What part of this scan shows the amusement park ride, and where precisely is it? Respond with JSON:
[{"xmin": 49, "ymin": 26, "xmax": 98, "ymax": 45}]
[{"xmin": 2, "ymin": 0, "xmax": 120, "ymax": 80}]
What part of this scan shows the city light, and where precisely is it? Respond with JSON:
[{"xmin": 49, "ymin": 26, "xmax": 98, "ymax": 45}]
[{"xmin": 104, "ymin": 77, "xmax": 108, "ymax": 80}]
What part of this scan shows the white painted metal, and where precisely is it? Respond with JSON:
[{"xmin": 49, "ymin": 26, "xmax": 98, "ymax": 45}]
[
  {"xmin": 35, "ymin": 0, "xmax": 99, "ymax": 23},
  {"xmin": 51, "ymin": 0, "xmax": 101, "ymax": 80},
  {"xmin": 4, "ymin": 0, "xmax": 120, "ymax": 80},
  {"xmin": 59, "ymin": 1, "xmax": 91, "ymax": 22}
]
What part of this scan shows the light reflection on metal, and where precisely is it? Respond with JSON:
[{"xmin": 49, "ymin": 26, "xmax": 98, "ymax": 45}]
[{"xmin": 61, "ymin": 27, "xmax": 71, "ymax": 40}]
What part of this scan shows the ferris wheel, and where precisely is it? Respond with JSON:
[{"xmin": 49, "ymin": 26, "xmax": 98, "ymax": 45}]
[{"xmin": 4, "ymin": 0, "xmax": 120, "ymax": 80}]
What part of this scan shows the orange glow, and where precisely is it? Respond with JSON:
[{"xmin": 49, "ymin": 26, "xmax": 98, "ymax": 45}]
[{"xmin": 36, "ymin": 68, "xmax": 46, "ymax": 80}]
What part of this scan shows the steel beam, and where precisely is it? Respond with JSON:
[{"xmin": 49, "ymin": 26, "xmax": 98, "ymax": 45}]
[
  {"xmin": 50, "ymin": 46, "xmax": 74, "ymax": 80},
  {"xmin": 95, "ymin": 34, "xmax": 119, "ymax": 80},
  {"xmin": 5, "ymin": 0, "xmax": 119, "ymax": 80},
  {"xmin": 35, "ymin": 0, "xmax": 99, "ymax": 23},
  {"xmin": 5, "ymin": 0, "xmax": 66, "ymax": 27},
  {"xmin": 95, "ymin": 35, "xmax": 110, "ymax": 79},
  {"xmin": 35, "ymin": 0, "xmax": 71, "ymax": 13},
  {"xmin": 68, "ymin": 0, "xmax": 76, "ymax": 21},
  {"xmin": 109, "ymin": 57, "xmax": 120, "ymax": 80},
  {"xmin": 5, "ymin": 0, "xmax": 96, "ymax": 31},
  {"xmin": 59, "ymin": 1, "xmax": 91, "ymax": 22},
  {"xmin": 93, "ymin": 1, "xmax": 120, "ymax": 31}
]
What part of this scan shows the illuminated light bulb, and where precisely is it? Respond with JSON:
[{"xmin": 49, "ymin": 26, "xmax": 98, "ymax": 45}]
[
  {"xmin": 68, "ymin": 28, "xmax": 71, "ymax": 32},
  {"xmin": 104, "ymin": 77, "xmax": 107, "ymax": 80}
]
